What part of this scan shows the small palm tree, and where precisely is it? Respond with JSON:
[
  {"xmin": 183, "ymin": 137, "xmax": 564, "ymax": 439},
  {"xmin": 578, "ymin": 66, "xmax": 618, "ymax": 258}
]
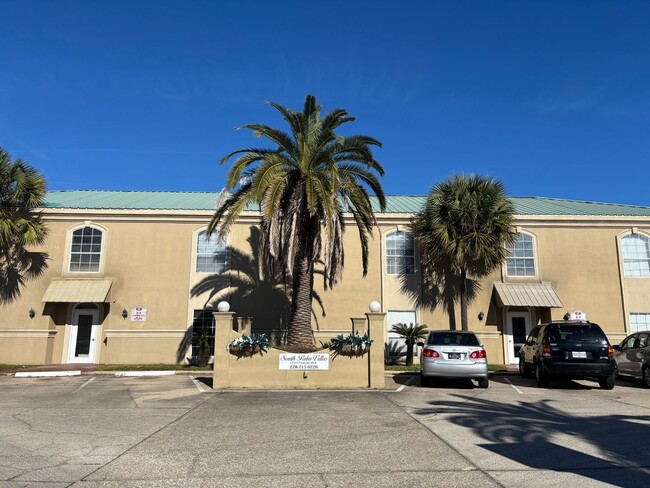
[
  {"xmin": 0, "ymin": 148, "xmax": 48, "ymax": 305},
  {"xmin": 412, "ymin": 174, "xmax": 517, "ymax": 330},
  {"xmin": 208, "ymin": 95, "xmax": 385, "ymax": 348},
  {"xmin": 391, "ymin": 323, "xmax": 428, "ymax": 366},
  {"xmin": 384, "ymin": 341, "xmax": 407, "ymax": 366}
]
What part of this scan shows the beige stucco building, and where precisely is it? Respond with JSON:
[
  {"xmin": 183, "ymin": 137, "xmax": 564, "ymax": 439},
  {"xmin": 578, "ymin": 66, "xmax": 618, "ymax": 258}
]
[{"xmin": 2, "ymin": 190, "xmax": 650, "ymax": 367}]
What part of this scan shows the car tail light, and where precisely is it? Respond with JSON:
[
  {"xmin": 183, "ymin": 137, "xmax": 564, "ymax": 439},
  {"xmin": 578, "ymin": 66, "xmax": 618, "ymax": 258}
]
[
  {"xmin": 469, "ymin": 349, "xmax": 487, "ymax": 359},
  {"xmin": 542, "ymin": 343, "xmax": 551, "ymax": 357},
  {"xmin": 423, "ymin": 348, "xmax": 439, "ymax": 358},
  {"xmin": 607, "ymin": 344, "xmax": 614, "ymax": 358}
]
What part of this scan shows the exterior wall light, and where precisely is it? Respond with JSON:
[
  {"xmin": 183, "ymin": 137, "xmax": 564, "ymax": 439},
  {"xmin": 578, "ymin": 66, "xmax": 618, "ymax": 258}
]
[
  {"xmin": 369, "ymin": 301, "xmax": 381, "ymax": 313},
  {"xmin": 122, "ymin": 309, "xmax": 128, "ymax": 319},
  {"xmin": 478, "ymin": 311, "xmax": 485, "ymax": 321},
  {"xmin": 28, "ymin": 308, "xmax": 35, "ymax": 319},
  {"xmin": 217, "ymin": 301, "xmax": 230, "ymax": 312}
]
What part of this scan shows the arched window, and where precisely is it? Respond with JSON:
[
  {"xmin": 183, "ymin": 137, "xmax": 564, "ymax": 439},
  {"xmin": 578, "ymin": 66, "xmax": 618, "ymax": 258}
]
[
  {"xmin": 386, "ymin": 231, "xmax": 415, "ymax": 275},
  {"xmin": 621, "ymin": 234, "xmax": 650, "ymax": 277},
  {"xmin": 506, "ymin": 233, "xmax": 535, "ymax": 277},
  {"xmin": 69, "ymin": 227, "xmax": 103, "ymax": 272},
  {"xmin": 196, "ymin": 230, "xmax": 227, "ymax": 273}
]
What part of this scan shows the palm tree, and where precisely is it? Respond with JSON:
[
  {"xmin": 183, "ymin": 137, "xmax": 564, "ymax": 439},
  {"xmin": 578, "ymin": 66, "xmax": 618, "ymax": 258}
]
[
  {"xmin": 208, "ymin": 95, "xmax": 386, "ymax": 347},
  {"xmin": 391, "ymin": 323, "xmax": 428, "ymax": 366},
  {"xmin": 411, "ymin": 174, "xmax": 517, "ymax": 331},
  {"xmin": 190, "ymin": 227, "xmax": 325, "ymax": 344},
  {"xmin": 0, "ymin": 148, "xmax": 48, "ymax": 305}
]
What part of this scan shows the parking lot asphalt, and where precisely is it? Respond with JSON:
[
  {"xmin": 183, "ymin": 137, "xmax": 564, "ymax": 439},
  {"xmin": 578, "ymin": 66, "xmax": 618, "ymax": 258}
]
[{"xmin": 1, "ymin": 373, "xmax": 649, "ymax": 487}]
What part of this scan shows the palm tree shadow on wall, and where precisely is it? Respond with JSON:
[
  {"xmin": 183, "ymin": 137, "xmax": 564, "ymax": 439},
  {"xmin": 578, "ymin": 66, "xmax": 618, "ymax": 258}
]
[
  {"xmin": 0, "ymin": 246, "xmax": 48, "ymax": 306},
  {"xmin": 178, "ymin": 227, "xmax": 326, "ymax": 361},
  {"xmin": 399, "ymin": 255, "xmax": 479, "ymax": 331}
]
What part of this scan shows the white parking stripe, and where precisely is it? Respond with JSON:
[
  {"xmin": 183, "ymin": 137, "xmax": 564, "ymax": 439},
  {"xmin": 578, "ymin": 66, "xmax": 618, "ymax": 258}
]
[
  {"xmin": 396, "ymin": 376, "xmax": 415, "ymax": 392},
  {"xmin": 504, "ymin": 377, "xmax": 524, "ymax": 394},
  {"xmin": 191, "ymin": 377, "xmax": 211, "ymax": 393},
  {"xmin": 72, "ymin": 377, "xmax": 95, "ymax": 394}
]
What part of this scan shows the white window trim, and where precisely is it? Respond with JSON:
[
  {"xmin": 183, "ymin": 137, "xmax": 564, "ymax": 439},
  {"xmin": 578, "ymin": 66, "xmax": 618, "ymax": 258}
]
[
  {"xmin": 505, "ymin": 231, "xmax": 538, "ymax": 279},
  {"xmin": 620, "ymin": 232, "xmax": 650, "ymax": 278},
  {"xmin": 385, "ymin": 230, "xmax": 415, "ymax": 276},
  {"xmin": 629, "ymin": 312, "xmax": 650, "ymax": 334},
  {"xmin": 64, "ymin": 223, "xmax": 107, "ymax": 275},
  {"xmin": 194, "ymin": 228, "xmax": 229, "ymax": 274}
]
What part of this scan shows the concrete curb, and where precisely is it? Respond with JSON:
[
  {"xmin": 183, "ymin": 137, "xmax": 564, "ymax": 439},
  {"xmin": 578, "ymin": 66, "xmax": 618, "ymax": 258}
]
[{"xmin": 14, "ymin": 371, "xmax": 82, "ymax": 378}]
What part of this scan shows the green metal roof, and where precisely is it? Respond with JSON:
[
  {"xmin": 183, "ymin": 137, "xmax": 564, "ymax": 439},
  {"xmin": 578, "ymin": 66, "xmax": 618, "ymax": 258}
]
[
  {"xmin": 44, "ymin": 190, "xmax": 221, "ymax": 211},
  {"xmin": 43, "ymin": 190, "xmax": 650, "ymax": 217}
]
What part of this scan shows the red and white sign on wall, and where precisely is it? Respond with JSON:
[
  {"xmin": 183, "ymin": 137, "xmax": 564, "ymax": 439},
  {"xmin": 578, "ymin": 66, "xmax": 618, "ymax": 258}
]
[{"xmin": 130, "ymin": 306, "xmax": 147, "ymax": 322}]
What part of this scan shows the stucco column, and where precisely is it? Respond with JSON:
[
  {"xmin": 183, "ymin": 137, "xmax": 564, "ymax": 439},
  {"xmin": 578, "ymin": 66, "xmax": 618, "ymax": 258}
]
[
  {"xmin": 213, "ymin": 312, "xmax": 235, "ymax": 389},
  {"xmin": 350, "ymin": 317, "xmax": 367, "ymax": 335},
  {"xmin": 366, "ymin": 312, "xmax": 386, "ymax": 388}
]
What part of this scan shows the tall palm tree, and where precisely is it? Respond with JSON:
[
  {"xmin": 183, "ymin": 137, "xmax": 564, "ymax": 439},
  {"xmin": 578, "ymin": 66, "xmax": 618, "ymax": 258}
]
[
  {"xmin": 208, "ymin": 95, "xmax": 386, "ymax": 347},
  {"xmin": 0, "ymin": 148, "xmax": 48, "ymax": 305},
  {"xmin": 411, "ymin": 174, "xmax": 517, "ymax": 331}
]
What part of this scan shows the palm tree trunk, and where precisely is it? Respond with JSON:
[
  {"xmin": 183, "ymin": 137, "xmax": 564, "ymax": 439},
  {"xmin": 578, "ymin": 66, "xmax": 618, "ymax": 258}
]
[
  {"xmin": 288, "ymin": 250, "xmax": 315, "ymax": 347},
  {"xmin": 405, "ymin": 340, "xmax": 414, "ymax": 366},
  {"xmin": 460, "ymin": 267, "xmax": 468, "ymax": 331},
  {"xmin": 287, "ymin": 212, "xmax": 317, "ymax": 348}
]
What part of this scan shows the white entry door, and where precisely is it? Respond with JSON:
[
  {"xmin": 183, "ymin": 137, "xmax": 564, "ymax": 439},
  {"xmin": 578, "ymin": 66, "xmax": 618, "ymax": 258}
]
[
  {"xmin": 506, "ymin": 310, "xmax": 531, "ymax": 365},
  {"xmin": 68, "ymin": 308, "xmax": 100, "ymax": 363}
]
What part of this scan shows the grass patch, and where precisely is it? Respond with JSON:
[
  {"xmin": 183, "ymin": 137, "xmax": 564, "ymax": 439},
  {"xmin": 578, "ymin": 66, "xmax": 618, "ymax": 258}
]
[
  {"xmin": 488, "ymin": 364, "xmax": 509, "ymax": 372},
  {"xmin": 385, "ymin": 364, "xmax": 420, "ymax": 372},
  {"xmin": 0, "ymin": 364, "xmax": 36, "ymax": 371},
  {"xmin": 94, "ymin": 364, "xmax": 211, "ymax": 372}
]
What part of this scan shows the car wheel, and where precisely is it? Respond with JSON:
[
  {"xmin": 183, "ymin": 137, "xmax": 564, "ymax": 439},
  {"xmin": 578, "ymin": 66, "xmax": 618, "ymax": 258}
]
[
  {"xmin": 535, "ymin": 362, "xmax": 549, "ymax": 387},
  {"xmin": 598, "ymin": 374, "xmax": 615, "ymax": 390},
  {"xmin": 643, "ymin": 366, "xmax": 650, "ymax": 388},
  {"xmin": 614, "ymin": 362, "xmax": 619, "ymax": 379},
  {"xmin": 477, "ymin": 376, "xmax": 489, "ymax": 389},
  {"xmin": 519, "ymin": 356, "xmax": 532, "ymax": 378}
]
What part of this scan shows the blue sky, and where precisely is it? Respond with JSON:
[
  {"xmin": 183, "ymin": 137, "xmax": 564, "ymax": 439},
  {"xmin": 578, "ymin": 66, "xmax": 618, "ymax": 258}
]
[{"xmin": 2, "ymin": 1, "xmax": 649, "ymax": 205}]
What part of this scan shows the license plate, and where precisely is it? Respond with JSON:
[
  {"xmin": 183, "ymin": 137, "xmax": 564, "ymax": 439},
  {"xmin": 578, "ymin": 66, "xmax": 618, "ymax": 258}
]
[
  {"xmin": 448, "ymin": 353, "xmax": 461, "ymax": 360},
  {"xmin": 572, "ymin": 351, "xmax": 587, "ymax": 358}
]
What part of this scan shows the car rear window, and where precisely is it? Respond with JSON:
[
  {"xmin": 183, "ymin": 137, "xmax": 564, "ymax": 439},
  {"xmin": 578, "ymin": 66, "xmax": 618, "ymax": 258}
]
[
  {"xmin": 428, "ymin": 332, "xmax": 480, "ymax": 346},
  {"xmin": 547, "ymin": 324, "xmax": 607, "ymax": 344}
]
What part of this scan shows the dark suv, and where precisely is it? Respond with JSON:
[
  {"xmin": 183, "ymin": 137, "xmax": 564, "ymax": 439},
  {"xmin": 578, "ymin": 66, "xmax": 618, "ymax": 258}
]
[{"xmin": 519, "ymin": 320, "xmax": 616, "ymax": 389}]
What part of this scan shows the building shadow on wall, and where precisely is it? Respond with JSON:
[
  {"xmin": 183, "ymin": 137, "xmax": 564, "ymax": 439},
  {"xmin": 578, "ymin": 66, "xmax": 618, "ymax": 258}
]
[
  {"xmin": 0, "ymin": 246, "xmax": 48, "ymax": 306},
  {"xmin": 183, "ymin": 227, "xmax": 325, "ymax": 355},
  {"xmin": 413, "ymin": 388, "xmax": 650, "ymax": 486},
  {"xmin": 399, "ymin": 256, "xmax": 479, "ymax": 330}
]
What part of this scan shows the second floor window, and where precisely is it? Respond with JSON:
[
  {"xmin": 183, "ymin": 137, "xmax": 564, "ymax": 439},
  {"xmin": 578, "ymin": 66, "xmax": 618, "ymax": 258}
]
[
  {"xmin": 621, "ymin": 234, "xmax": 650, "ymax": 277},
  {"xmin": 386, "ymin": 231, "xmax": 415, "ymax": 275},
  {"xmin": 69, "ymin": 227, "xmax": 103, "ymax": 272},
  {"xmin": 196, "ymin": 230, "xmax": 227, "ymax": 273},
  {"xmin": 506, "ymin": 233, "xmax": 535, "ymax": 277}
]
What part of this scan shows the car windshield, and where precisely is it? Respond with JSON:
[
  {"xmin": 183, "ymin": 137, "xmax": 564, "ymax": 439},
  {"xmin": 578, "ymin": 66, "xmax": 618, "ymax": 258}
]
[
  {"xmin": 548, "ymin": 325, "xmax": 606, "ymax": 343},
  {"xmin": 428, "ymin": 332, "xmax": 480, "ymax": 346}
]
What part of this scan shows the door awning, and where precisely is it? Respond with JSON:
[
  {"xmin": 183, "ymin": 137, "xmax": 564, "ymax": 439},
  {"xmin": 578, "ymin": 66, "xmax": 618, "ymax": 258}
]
[
  {"xmin": 493, "ymin": 282, "xmax": 563, "ymax": 308},
  {"xmin": 41, "ymin": 278, "xmax": 113, "ymax": 303}
]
